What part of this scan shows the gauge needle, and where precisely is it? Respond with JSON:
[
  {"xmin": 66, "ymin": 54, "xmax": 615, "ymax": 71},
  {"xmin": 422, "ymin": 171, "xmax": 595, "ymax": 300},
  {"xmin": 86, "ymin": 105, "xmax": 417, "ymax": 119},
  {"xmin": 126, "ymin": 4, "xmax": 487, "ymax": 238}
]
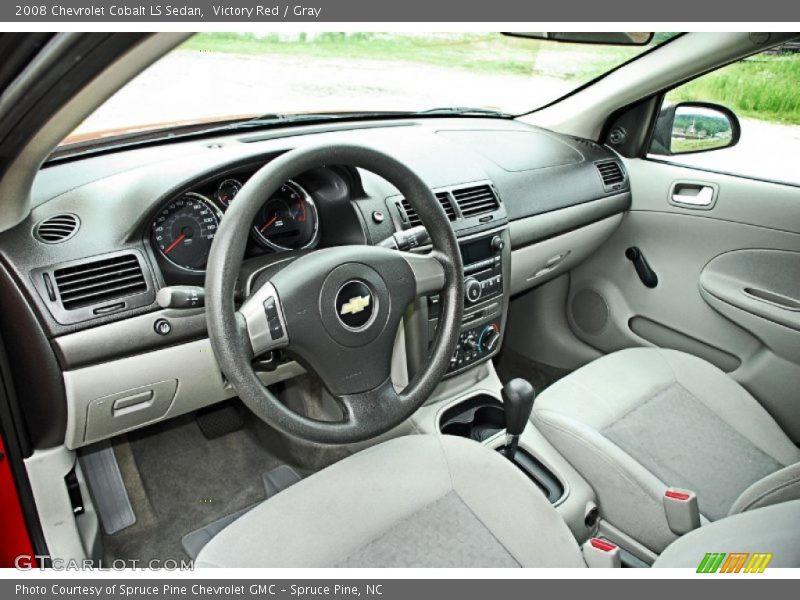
[
  {"xmin": 259, "ymin": 215, "xmax": 278, "ymax": 232},
  {"xmin": 164, "ymin": 233, "xmax": 187, "ymax": 255}
]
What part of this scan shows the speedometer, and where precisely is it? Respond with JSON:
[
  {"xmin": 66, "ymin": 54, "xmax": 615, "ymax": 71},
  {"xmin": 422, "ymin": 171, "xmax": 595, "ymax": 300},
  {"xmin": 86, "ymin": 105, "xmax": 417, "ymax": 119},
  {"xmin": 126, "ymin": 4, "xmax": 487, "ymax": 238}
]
[
  {"xmin": 252, "ymin": 181, "xmax": 319, "ymax": 251},
  {"xmin": 151, "ymin": 192, "xmax": 221, "ymax": 272}
]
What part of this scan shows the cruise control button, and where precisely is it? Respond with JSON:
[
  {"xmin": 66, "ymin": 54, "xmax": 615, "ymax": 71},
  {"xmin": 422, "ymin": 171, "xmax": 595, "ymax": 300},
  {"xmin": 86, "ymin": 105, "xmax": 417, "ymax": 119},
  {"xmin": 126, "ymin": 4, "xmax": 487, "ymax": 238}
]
[
  {"xmin": 264, "ymin": 297, "xmax": 278, "ymax": 320},
  {"xmin": 268, "ymin": 318, "xmax": 284, "ymax": 340}
]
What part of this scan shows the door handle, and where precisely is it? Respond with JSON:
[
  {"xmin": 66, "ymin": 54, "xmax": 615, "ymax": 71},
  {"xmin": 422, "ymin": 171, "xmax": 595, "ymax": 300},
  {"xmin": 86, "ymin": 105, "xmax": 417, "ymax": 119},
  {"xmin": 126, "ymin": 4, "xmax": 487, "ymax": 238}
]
[{"xmin": 672, "ymin": 185, "xmax": 714, "ymax": 206}]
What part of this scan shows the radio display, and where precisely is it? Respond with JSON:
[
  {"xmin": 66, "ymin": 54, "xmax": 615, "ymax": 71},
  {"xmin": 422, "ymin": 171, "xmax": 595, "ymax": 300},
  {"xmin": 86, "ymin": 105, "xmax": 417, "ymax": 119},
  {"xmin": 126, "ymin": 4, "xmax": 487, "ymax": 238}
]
[{"xmin": 460, "ymin": 237, "xmax": 493, "ymax": 265}]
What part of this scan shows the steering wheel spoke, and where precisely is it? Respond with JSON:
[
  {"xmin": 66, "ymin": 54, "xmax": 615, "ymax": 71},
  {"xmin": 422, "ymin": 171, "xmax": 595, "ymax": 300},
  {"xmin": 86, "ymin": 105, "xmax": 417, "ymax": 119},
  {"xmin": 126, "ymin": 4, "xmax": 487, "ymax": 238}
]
[
  {"xmin": 401, "ymin": 251, "xmax": 447, "ymax": 296},
  {"xmin": 337, "ymin": 379, "xmax": 405, "ymax": 431},
  {"xmin": 238, "ymin": 281, "xmax": 290, "ymax": 357}
]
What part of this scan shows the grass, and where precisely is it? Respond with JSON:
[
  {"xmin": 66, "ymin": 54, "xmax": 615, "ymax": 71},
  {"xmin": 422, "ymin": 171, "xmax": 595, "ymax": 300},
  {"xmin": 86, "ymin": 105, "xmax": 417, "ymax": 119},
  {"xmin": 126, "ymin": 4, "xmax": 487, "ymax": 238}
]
[
  {"xmin": 671, "ymin": 137, "xmax": 732, "ymax": 152},
  {"xmin": 182, "ymin": 33, "xmax": 800, "ymax": 125},
  {"xmin": 668, "ymin": 54, "xmax": 800, "ymax": 125},
  {"xmin": 181, "ymin": 32, "xmax": 648, "ymax": 81}
]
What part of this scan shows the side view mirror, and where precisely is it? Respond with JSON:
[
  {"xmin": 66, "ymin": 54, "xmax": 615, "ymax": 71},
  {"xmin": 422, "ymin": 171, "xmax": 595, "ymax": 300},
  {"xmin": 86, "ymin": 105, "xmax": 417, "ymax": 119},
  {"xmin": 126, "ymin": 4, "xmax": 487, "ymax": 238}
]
[{"xmin": 650, "ymin": 102, "xmax": 741, "ymax": 156}]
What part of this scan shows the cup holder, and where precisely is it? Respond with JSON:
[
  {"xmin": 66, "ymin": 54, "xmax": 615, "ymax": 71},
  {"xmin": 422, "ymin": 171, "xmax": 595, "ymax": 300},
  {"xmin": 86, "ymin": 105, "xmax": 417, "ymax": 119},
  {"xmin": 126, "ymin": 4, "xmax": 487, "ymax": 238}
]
[
  {"xmin": 439, "ymin": 394, "xmax": 505, "ymax": 442},
  {"xmin": 439, "ymin": 393, "xmax": 565, "ymax": 504}
]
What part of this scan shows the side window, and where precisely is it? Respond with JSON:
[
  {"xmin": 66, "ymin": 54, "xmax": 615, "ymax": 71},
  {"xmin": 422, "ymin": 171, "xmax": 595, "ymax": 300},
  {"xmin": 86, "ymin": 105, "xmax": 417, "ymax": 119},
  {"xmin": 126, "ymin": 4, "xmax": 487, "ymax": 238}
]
[{"xmin": 647, "ymin": 41, "xmax": 800, "ymax": 186}]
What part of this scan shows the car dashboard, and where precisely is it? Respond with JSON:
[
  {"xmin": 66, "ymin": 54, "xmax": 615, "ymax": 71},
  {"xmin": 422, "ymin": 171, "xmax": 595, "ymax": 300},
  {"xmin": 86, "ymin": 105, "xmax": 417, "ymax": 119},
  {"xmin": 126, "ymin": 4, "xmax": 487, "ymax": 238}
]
[{"xmin": 0, "ymin": 116, "xmax": 631, "ymax": 451}]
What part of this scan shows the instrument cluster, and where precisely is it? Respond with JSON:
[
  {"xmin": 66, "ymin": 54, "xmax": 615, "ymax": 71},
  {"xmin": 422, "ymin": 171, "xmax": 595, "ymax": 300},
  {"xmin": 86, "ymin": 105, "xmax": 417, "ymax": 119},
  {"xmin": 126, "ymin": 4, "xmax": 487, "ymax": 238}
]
[{"xmin": 150, "ymin": 175, "xmax": 320, "ymax": 273}]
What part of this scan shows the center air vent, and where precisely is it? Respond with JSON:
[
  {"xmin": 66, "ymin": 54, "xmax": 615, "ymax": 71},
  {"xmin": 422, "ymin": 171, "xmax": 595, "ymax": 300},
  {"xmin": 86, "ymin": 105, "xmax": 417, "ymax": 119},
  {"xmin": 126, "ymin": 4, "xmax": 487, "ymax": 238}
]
[
  {"xmin": 399, "ymin": 191, "xmax": 456, "ymax": 227},
  {"xmin": 54, "ymin": 253, "xmax": 147, "ymax": 311},
  {"xmin": 35, "ymin": 214, "xmax": 80, "ymax": 243},
  {"xmin": 452, "ymin": 185, "xmax": 500, "ymax": 218},
  {"xmin": 595, "ymin": 160, "xmax": 626, "ymax": 190}
]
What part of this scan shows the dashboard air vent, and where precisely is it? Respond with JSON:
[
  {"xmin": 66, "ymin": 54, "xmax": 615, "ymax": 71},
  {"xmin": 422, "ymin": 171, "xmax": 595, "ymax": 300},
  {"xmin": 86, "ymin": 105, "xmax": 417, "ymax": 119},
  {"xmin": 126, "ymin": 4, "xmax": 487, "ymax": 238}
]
[
  {"xmin": 53, "ymin": 253, "xmax": 147, "ymax": 311},
  {"xmin": 452, "ymin": 185, "xmax": 500, "ymax": 218},
  {"xmin": 399, "ymin": 191, "xmax": 456, "ymax": 227},
  {"xmin": 595, "ymin": 160, "xmax": 626, "ymax": 187},
  {"xmin": 35, "ymin": 214, "xmax": 80, "ymax": 244}
]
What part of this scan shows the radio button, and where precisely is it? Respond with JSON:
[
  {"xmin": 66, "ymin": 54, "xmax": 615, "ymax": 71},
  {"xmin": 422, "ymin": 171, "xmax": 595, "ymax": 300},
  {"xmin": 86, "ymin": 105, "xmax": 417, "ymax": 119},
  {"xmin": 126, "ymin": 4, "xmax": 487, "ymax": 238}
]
[{"xmin": 465, "ymin": 278, "xmax": 482, "ymax": 303}]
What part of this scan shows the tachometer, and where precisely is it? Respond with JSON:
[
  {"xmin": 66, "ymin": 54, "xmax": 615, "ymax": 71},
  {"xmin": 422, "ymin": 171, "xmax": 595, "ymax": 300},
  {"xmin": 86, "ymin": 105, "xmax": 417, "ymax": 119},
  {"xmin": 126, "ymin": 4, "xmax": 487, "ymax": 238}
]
[
  {"xmin": 151, "ymin": 192, "xmax": 221, "ymax": 272},
  {"xmin": 252, "ymin": 181, "xmax": 319, "ymax": 251}
]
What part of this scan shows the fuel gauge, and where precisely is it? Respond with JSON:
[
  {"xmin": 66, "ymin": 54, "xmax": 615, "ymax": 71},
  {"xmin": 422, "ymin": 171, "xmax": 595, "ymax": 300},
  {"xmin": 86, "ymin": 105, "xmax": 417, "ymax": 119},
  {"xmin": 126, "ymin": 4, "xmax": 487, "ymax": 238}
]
[{"xmin": 215, "ymin": 178, "xmax": 242, "ymax": 207}]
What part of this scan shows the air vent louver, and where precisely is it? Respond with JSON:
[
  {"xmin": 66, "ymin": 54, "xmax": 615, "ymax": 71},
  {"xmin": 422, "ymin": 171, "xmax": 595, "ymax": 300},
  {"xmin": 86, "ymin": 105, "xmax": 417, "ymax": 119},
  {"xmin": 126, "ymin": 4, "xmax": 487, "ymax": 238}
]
[
  {"xmin": 452, "ymin": 185, "xmax": 500, "ymax": 218},
  {"xmin": 35, "ymin": 214, "xmax": 80, "ymax": 243},
  {"xmin": 595, "ymin": 160, "xmax": 625, "ymax": 187},
  {"xmin": 54, "ymin": 254, "xmax": 146, "ymax": 310},
  {"xmin": 400, "ymin": 192, "xmax": 456, "ymax": 227}
]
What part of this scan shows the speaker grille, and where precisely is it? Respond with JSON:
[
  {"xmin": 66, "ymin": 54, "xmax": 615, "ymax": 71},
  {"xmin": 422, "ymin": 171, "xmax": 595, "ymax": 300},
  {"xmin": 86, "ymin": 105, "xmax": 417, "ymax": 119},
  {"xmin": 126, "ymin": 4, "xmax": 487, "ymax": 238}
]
[{"xmin": 571, "ymin": 290, "xmax": 608, "ymax": 335}]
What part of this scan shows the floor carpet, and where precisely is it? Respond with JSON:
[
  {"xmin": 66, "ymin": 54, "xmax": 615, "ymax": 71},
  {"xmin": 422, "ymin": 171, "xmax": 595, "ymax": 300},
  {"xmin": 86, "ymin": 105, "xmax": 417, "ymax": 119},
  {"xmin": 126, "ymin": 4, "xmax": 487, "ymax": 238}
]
[{"xmin": 99, "ymin": 412, "xmax": 287, "ymax": 563}]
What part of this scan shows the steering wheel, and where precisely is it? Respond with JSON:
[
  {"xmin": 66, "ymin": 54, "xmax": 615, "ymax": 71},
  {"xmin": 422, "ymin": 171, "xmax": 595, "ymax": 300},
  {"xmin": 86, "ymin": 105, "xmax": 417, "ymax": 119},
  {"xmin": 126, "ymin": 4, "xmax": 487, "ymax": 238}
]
[{"xmin": 206, "ymin": 144, "xmax": 464, "ymax": 444}]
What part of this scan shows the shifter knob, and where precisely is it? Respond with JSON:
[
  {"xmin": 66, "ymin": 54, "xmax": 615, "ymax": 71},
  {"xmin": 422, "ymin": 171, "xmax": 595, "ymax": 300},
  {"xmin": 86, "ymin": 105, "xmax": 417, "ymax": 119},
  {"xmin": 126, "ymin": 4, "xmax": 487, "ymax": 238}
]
[{"xmin": 502, "ymin": 378, "xmax": 536, "ymax": 437}]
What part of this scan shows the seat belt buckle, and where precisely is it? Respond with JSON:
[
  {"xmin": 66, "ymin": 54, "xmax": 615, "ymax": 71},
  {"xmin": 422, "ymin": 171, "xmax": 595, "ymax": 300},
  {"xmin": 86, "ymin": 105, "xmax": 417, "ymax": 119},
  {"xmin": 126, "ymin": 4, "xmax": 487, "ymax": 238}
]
[
  {"xmin": 582, "ymin": 537, "xmax": 621, "ymax": 568},
  {"xmin": 663, "ymin": 488, "xmax": 700, "ymax": 535}
]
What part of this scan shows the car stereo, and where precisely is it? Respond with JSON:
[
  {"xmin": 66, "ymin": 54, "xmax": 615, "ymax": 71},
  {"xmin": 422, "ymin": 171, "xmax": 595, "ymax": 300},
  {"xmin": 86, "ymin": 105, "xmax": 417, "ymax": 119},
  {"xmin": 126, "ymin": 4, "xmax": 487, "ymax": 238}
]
[{"xmin": 426, "ymin": 231, "xmax": 507, "ymax": 375}]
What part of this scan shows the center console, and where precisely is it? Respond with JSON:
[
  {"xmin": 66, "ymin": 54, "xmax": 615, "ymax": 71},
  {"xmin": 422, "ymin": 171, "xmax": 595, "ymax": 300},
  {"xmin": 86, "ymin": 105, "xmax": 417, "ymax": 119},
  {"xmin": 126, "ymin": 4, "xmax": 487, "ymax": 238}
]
[{"xmin": 423, "ymin": 228, "xmax": 510, "ymax": 377}]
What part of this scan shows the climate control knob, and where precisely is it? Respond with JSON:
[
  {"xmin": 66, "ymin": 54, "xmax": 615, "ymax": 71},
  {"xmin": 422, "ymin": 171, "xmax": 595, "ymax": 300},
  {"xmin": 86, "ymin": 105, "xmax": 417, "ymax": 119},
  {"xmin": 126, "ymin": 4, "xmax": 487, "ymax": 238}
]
[
  {"xmin": 465, "ymin": 278, "xmax": 482, "ymax": 303},
  {"xmin": 462, "ymin": 334, "xmax": 478, "ymax": 352},
  {"xmin": 479, "ymin": 324, "xmax": 501, "ymax": 352}
]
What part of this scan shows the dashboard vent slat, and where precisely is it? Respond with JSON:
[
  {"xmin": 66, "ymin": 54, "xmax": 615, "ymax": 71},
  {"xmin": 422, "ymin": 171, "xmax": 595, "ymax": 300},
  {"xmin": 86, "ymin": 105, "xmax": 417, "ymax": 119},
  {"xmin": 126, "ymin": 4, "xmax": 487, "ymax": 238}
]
[
  {"xmin": 54, "ymin": 254, "xmax": 146, "ymax": 311},
  {"xmin": 452, "ymin": 185, "xmax": 500, "ymax": 218},
  {"xmin": 35, "ymin": 214, "xmax": 80, "ymax": 244},
  {"xmin": 399, "ymin": 191, "xmax": 456, "ymax": 227},
  {"xmin": 595, "ymin": 160, "xmax": 625, "ymax": 186}
]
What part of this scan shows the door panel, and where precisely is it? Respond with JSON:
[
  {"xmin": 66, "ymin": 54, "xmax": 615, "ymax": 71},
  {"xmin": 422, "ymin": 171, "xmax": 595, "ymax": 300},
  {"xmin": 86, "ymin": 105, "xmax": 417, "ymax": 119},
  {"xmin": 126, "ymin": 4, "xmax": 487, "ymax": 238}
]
[{"xmin": 567, "ymin": 158, "xmax": 800, "ymax": 442}]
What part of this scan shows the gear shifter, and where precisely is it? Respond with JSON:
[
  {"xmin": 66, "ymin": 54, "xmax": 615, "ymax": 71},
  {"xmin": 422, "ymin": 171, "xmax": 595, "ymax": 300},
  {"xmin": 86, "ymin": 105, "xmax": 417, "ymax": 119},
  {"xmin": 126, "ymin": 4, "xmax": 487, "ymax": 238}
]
[{"xmin": 501, "ymin": 378, "xmax": 535, "ymax": 461}]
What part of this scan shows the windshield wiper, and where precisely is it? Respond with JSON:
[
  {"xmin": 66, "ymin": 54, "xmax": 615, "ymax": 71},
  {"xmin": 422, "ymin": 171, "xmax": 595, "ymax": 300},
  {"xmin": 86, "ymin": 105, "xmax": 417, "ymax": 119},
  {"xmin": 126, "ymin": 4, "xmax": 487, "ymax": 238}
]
[
  {"xmin": 222, "ymin": 111, "xmax": 415, "ymax": 130},
  {"xmin": 216, "ymin": 107, "xmax": 510, "ymax": 133},
  {"xmin": 419, "ymin": 107, "xmax": 512, "ymax": 118}
]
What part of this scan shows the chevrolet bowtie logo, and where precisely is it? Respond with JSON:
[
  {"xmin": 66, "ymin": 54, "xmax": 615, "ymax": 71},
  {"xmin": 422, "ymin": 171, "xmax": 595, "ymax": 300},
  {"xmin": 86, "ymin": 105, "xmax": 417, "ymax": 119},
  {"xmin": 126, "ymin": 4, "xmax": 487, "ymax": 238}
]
[{"xmin": 340, "ymin": 295, "xmax": 371, "ymax": 316}]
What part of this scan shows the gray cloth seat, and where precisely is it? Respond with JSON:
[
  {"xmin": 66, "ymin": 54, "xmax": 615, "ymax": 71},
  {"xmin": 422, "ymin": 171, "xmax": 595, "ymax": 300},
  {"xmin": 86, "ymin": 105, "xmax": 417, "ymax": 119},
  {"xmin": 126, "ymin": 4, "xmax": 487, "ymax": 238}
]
[
  {"xmin": 196, "ymin": 430, "xmax": 800, "ymax": 568},
  {"xmin": 196, "ymin": 434, "xmax": 586, "ymax": 568},
  {"xmin": 653, "ymin": 500, "xmax": 800, "ymax": 568},
  {"xmin": 532, "ymin": 347, "xmax": 800, "ymax": 553}
]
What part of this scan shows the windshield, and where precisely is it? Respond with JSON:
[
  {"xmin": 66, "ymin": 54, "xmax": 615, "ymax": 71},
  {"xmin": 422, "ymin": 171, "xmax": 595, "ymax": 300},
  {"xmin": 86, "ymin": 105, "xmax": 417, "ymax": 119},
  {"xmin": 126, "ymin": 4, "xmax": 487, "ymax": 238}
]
[{"xmin": 63, "ymin": 32, "xmax": 677, "ymax": 146}]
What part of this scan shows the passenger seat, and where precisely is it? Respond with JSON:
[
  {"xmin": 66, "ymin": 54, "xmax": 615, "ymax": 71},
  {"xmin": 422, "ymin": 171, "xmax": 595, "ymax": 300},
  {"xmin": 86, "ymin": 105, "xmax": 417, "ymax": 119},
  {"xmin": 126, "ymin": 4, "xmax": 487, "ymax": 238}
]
[{"xmin": 532, "ymin": 347, "xmax": 800, "ymax": 552}]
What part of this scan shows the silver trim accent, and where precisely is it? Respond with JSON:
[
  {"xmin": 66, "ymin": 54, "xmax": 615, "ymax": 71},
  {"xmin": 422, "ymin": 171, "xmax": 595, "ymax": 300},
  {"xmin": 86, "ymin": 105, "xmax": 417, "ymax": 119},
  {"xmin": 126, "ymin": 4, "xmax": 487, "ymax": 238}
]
[
  {"xmin": 251, "ymin": 179, "xmax": 320, "ymax": 252},
  {"xmin": 239, "ymin": 282, "xmax": 289, "ymax": 356},
  {"xmin": 401, "ymin": 252, "xmax": 446, "ymax": 295},
  {"xmin": 151, "ymin": 192, "xmax": 223, "ymax": 274}
]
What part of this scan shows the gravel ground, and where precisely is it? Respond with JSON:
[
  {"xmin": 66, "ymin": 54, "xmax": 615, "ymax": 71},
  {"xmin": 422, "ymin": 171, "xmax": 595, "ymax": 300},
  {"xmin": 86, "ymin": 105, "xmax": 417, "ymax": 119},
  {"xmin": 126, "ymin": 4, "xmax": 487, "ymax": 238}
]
[
  {"xmin": 75, "ymin": 49, "xmax": 573, "ymax": 133},
  {"xmin": 74, "ymin": 49, "xmax": 800, "ymax": 185}
]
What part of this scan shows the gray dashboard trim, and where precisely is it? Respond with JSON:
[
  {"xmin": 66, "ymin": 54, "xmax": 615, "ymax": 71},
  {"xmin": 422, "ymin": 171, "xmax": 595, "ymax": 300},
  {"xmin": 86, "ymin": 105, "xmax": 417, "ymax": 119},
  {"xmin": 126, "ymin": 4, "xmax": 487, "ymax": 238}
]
[
  {"xmin": 509, "ymin": 192, "xmax": 630, "ymax": 248},
  {"xmin": 53, "ymin": 307, "xmax": 207, "ymax": 370}
]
